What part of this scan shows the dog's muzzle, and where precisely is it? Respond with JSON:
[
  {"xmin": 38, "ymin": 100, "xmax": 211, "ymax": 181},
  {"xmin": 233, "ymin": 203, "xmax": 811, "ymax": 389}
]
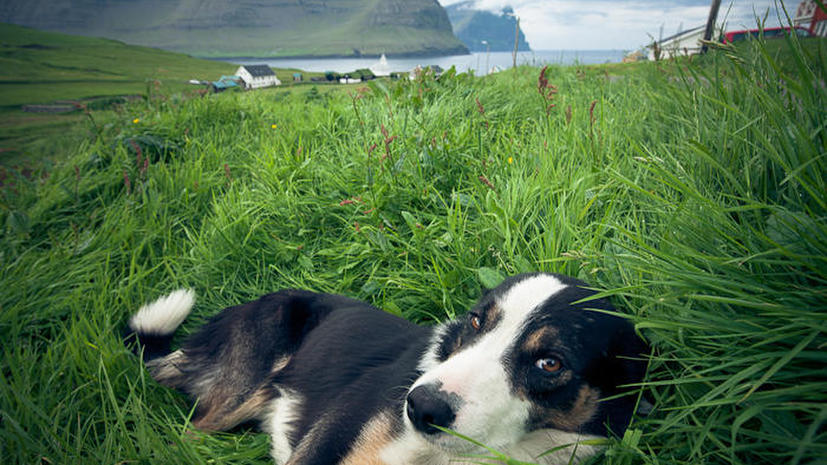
[{"xmin": 406, "ymin": 384, "xmax": 458, "ymax": 435}]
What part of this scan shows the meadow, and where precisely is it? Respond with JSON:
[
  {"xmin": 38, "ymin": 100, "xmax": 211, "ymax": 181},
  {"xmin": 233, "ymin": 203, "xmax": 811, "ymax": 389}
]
[
  {"xmin": 0, "ymin": 34, "xmax": 825, "ymax": 465},
  {"xmin": 0, "ymin": 23, "xmax": 320, "ymax": 167}
]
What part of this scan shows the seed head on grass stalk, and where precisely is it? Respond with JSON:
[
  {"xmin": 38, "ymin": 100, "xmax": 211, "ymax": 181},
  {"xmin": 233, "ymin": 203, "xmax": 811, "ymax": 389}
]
[
  {"xmin": 380, "ymin": 123, "xmax": 398, "ymax": 166},
  {"xmin": 475, "ymin": 97, "xmax": 489, "ymax": 129},
  {"xmin": 130, "ymin": 140, "xmax": 143, "ymax": 167},
  {"xmin": 122, "ymin": 170, "xmax": 131, "ymax": 195},
  {"xmin": 587, "ymin": 99, "xmax": 601, "ymax": 168},
  {"xmin": 73, "ymin": 165, "xmax": 80, "ymax": 200},
  {"xmin": 223, "ymin": 163, "xmax": 232, "ymax": 186},
  {"xmin": 588, "ymin": 100, "xmax": 597, "ymax": 130},
  {"xmin": 537, "ymin": 65, "xmax": 558, "ymax": 116}
]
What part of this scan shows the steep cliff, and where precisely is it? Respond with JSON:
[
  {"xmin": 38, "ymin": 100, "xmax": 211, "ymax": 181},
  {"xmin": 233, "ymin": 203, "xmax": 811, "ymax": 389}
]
[
  {"xmin": 0, "ymin": 0, "xmax": 469, "ymax": 58},
  {"xmin": 446, "ymin": 2, "xmax": 530, "ymax": 52}
]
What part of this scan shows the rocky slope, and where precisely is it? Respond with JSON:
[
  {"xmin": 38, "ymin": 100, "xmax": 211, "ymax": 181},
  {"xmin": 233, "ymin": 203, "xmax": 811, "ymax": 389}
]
[
  {"xmin": 446, "ymin": 2, "xmax": 530, "ymax": 52},
  {"xmin": 0, "ymin": 0, "xmax": 468, "ymax": 58}
]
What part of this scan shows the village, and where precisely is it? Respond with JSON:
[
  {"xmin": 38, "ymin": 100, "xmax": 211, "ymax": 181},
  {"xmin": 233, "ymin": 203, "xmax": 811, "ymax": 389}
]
[
  {"xmin": 203, "ymin": 54, "xmax": 446, "ymax": 93},
  {"xmin": 208, "ymin": 0, "xmax": 827, "ymax": 93}
]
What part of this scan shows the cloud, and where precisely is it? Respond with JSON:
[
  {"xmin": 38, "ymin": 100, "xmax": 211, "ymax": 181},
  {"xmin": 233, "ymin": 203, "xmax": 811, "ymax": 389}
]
[{"xmin": 439, "ymin": 1, "xmax": 789, "ymax": 49}]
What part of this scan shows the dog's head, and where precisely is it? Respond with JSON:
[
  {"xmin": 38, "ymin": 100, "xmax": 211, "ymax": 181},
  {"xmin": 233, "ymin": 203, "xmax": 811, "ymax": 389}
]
[{"xmin": 405, "ymin": 273, "xmax": 648, "ymax": 453}]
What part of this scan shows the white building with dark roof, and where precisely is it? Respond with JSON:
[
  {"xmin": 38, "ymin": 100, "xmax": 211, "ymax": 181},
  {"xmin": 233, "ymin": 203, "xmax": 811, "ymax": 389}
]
[
  {"xmin": 235, "ymin": 65, "xmax": 281, "ymax": 89},
  {"xmin": 647, "ymin": 25, "xmax": 721, "ymax": 61}
]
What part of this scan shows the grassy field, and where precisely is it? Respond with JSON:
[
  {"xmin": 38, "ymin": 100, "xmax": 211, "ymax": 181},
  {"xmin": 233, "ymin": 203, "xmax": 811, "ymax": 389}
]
[
  {"xmin": 0, "ymin": 24, "xmax": 241, "ymax": 107},
  {"xmin": 0, "ymin": 23, "xmax": 230, "ymax": 168},
  {"xmin": 0, "ymin": 23, "xmax": 326, "ymax": 168},
  {"xmin": 0, "ymin": 32, "xmax": 825, "ymax": 465}
]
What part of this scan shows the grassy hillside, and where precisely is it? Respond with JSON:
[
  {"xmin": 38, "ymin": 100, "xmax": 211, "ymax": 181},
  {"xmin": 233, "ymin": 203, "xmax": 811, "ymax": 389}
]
[
  {"xmin": 0, "ymin": 0, "xmax": 468, "ymax": 58},
  {"xmin": 0, "ymin": 23, "xmax": 237, "ymax": 107},
  {"xmin": 1, "ymin": 32, "xmax": 825, "ymax": 465},
  {"xmin": 0, "ymin": 23, "xmax": 236, "ymax": 167},
  {"xmin": 446, "ymin": 2, "xmax": 531, "ymax": 52}
]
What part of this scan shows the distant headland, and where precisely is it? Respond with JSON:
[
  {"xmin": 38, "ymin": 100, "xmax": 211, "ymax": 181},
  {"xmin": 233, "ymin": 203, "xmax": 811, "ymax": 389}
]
[{"xmin": 0, "ymin": 0, "xmax": 470, "ymax": 58}]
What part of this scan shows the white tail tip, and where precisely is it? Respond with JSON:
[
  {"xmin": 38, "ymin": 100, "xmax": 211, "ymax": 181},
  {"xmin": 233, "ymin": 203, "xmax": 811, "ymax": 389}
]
[{"xmin": 129, "ymin": 288, "xmax": 196, "ymax": 335}]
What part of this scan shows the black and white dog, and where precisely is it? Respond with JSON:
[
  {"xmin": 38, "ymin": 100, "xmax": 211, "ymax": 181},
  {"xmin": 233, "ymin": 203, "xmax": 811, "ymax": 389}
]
[{"xmin": 127, "ymin": 273, "xmax": 648, "ymax": 465}]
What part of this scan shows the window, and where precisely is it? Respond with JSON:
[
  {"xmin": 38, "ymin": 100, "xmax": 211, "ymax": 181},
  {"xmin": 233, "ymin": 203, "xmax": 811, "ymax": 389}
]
[{"xmin": 730, "ymin": 32, "xmax": 746, "ymax": 42}]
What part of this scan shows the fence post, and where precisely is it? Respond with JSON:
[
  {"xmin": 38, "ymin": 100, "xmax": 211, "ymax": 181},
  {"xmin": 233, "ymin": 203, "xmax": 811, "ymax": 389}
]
[{"xmin": 701, "ymin": 0, "xmax": 722, "ymax": 53}]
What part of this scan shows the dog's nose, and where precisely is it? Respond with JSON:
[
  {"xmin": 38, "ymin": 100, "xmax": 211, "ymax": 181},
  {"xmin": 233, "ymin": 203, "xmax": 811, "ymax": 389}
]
[{"xmin": 406, "ymin": 384, "xmax": 456, "ymax": 435}]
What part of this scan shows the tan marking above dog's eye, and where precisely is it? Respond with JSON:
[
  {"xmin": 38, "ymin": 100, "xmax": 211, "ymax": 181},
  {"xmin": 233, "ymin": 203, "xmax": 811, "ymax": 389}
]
[
  {"xmin": 535, "ymin": 358, "xmax": 562, "ymax": 373},
  {"xmin": 469, "ymin": 313, "xmax": 482, "ymax": 330}
]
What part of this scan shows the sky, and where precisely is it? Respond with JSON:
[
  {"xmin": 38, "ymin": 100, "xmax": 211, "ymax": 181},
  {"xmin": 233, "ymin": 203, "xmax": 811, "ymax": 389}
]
[{"xmin": 438, "ymin": 0, "xmax": 796, "ymax": 50}]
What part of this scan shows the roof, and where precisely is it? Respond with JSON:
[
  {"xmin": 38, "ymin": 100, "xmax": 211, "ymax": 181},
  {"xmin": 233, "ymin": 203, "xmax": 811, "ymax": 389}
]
[
  {"xmin": 657, "ymin": 25, "xmax": 705, "ymax": 45},
  {"xmin": 212, "ymin": 79, "xmax": 239, "ymax": 89},
  {"xmin": 240, "ymin": 65, "xmax": 275, "ymax": 77}
]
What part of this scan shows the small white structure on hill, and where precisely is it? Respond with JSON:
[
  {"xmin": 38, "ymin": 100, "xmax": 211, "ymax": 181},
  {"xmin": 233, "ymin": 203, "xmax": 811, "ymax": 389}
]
[
  {"xmin": 647, "ymin": 25, "xmax": 720, "ymax": 61},
  {"xmin": 370, "ymin": 54, "xmax": 392, "ymax": 77},
  {"xmin": 235, "ymin": 65, "xmax": 281, "ymax": 89}
]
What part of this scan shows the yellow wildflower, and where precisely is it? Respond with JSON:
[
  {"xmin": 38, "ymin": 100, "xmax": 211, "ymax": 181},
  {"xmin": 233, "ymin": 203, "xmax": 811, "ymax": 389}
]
[
  {"xmin": 271, "ymin": 124, "xmax": 278, "ymax": 129},
  {"xmin": 507, "ymin": 156, "xmax": 514, "ymax": 164},
  {"xmin": 132, "ymin": 118, "xmax": 140, "ymax": 124}
]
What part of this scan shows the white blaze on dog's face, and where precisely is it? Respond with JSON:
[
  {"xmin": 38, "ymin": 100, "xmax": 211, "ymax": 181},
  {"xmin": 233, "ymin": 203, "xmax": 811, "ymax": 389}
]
[
  {"xmin": 408, "ymin": 274, "xmax": 566, "ymax": 450},
  {"xmin": 405, "ymin": 273, "xmax": 647, "ymax": 454}
]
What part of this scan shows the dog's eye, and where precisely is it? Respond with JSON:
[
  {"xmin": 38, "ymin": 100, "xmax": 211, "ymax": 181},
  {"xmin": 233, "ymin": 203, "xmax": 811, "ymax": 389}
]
[
  {"xmin": 535, "ymin": 358, "xmax": 562, "ymax": 373},
  {"xmin": 469, "ymin": 313, "xmax": 482, "ymax": 330}
]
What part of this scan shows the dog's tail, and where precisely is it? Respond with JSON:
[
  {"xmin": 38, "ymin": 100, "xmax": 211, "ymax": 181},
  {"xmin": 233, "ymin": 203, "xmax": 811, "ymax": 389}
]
[{"xmin": 125, "ymin": 288, "xmax": 196, "ymax": 362}]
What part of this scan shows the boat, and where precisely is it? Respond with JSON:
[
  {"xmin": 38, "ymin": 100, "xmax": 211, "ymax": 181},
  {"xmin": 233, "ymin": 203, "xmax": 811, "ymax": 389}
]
[{"xmin": 370, "ymin": 53, "xmax": 392, "ymax": 77}]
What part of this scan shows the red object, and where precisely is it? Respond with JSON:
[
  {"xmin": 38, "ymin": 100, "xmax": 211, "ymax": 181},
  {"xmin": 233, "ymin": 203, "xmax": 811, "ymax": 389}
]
[
  {"xmin": 795, "ymin": 0, "xmax": 827, "ymax": 36},
  {"xmin": 722, "ymin": 26, "xmax": 811, "ymax": 43}
]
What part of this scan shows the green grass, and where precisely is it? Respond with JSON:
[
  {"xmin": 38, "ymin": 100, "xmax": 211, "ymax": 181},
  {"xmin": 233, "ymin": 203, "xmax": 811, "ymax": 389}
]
[
  {"xmin": 1, "ymin": 32, "xmax": 825, "ymax": 465},
  {"xmin": 0, "ymin": 23, "xmax": 239, "ymax": 106},
  {"xmin": 0, "ymin": 23, "xmax": 330, "ymax": 167},
  {"xmin": 0, "ymin": 22, "xmax": 232, "ymax": 168}
]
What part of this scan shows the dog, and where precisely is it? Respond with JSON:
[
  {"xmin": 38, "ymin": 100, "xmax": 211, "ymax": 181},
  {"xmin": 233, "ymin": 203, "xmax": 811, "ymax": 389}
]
[{"xmin": 126, "ymin": 272, "xmax": 648, "ymax": 465}]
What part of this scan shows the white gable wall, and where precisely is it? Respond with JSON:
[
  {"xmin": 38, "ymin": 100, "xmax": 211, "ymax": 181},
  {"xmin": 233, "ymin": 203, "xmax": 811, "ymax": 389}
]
[
  {"xmin": 235, "ymin": 66, "xmax": 281, "ymax": 89},
  {"xmin": 647, "ymin": 28, "xmax": 719, "ymax": 61}
]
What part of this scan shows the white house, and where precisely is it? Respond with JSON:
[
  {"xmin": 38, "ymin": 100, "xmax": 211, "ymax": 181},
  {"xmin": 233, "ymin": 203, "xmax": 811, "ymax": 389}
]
[
  {"xmin": 647, "ymin": 25, "xmax": 721, "ymax": 61},
  {"xmin": 235, "ymin": 65, "xmax": 281, "ymax": 90}
]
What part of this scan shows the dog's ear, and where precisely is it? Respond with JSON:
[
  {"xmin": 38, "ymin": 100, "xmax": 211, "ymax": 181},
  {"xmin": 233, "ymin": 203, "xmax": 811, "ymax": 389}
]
[
  {"xmin": 479, "ymin": 285, "xmax": 495, "ymax": 299},
  {"xmin": 589, "ymin": 321, "xmax": 648, "ymax": 393},
  {"xmin": 586, "ymin": 321, "xmax": 650, "ymax": 436},
  {"xmin": 610, "ymin": 324, "xmax": 649, "ymax": 392}
]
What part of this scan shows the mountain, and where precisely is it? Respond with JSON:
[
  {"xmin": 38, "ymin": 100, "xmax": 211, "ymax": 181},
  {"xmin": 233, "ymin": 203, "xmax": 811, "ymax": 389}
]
[
  {"xmin": 446, "ymin": 2, "xmax": 530, "ymax": 52},
  {"xmin": 0, "ymin": 0, "xmax": 469, "ymax": 58}
]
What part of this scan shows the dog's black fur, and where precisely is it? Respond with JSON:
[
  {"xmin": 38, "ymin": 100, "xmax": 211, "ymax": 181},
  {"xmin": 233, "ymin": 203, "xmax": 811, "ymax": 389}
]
[{"xmin": 127, "ymin": 273, "xmax": 648, "ymax": 465}]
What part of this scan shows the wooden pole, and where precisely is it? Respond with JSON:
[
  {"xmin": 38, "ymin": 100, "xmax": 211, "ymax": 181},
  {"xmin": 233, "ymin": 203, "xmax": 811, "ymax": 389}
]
[
  {"xmin": 512, "ymin": 17, "xmax": 520, "ymax": 68},
  {"xmin": 701, "ymin": 0, "xmax": 722, "ymax": 53}
]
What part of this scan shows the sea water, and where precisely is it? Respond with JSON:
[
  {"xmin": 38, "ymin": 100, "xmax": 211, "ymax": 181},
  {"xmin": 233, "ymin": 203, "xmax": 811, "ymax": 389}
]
[{"xmin": 230, "ymin": 50, "xmax": 627, "ymax": 76}]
